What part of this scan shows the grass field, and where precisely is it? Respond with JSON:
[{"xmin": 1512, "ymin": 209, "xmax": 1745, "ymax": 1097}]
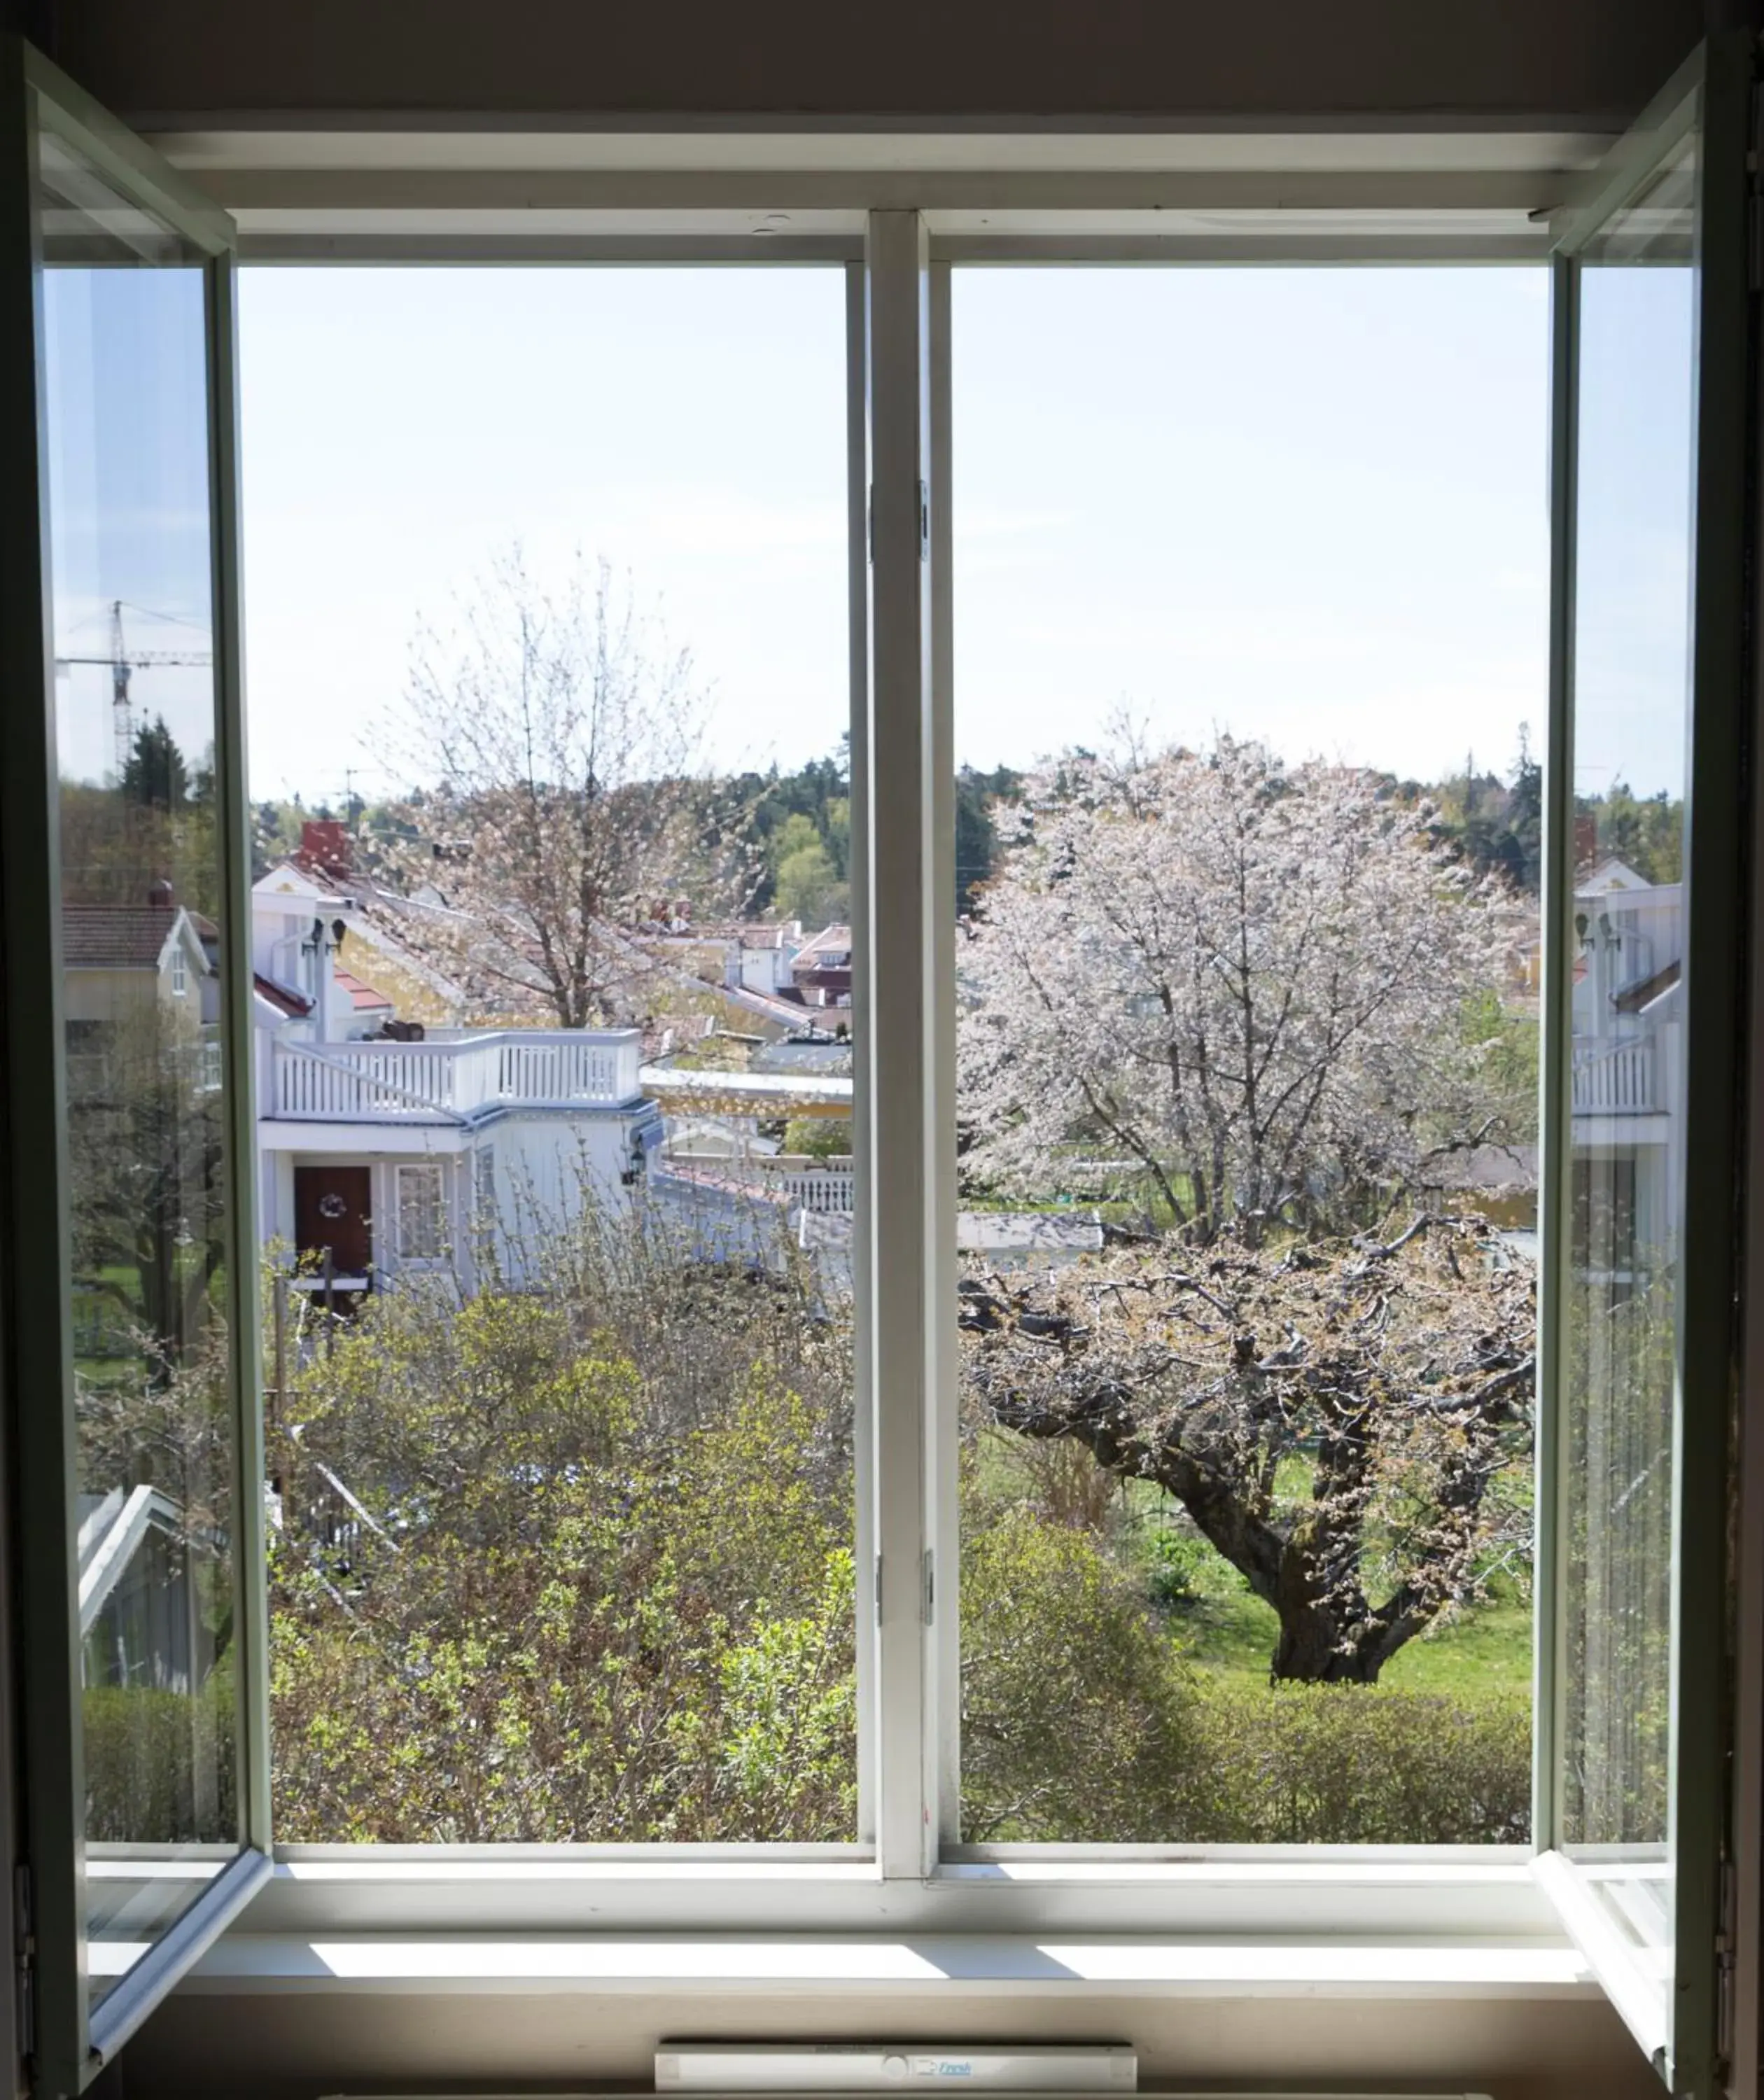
[
  {"xmin": 976, "ymin": 1429, "xmax": 1534, "ymax": 1704},
  {"xmin": 1156, "ymin": 1553, "xmax": 1532, "ymax": 1698}
]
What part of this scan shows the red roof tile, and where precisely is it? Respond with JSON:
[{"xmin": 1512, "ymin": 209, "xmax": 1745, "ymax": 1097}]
[
  {"xmin": 62, "ymin": 907, "xmax": 182, "ymax": 970},
  {"xmin": 335, "ymin": 970, "xmax": 392, "ymax": 1011}
]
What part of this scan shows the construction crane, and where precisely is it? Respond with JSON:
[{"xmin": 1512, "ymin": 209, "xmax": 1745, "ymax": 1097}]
[{"xmin": 54, "ymin": 599, "xmax": 214, "ymax": 782}]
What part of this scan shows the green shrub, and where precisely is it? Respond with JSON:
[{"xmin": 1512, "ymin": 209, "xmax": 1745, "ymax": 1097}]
[
  {"xmin": 960, "ymin": 1497, "xmax": 1530, "ymax": 1845},
  {"xmin": 783, "ymin": 1116, "xmax": 852, "ymax": 1159},
  {"xmin": 1191, "ymin": 1682, "xmax": 1530, "ymax": 1844},
  {"xmin": 85, "ymin": 1673, "xmax": 237, "ymax": 1846},
  {"xmin": 960, "ymin": 1502, "xmax": 1223, "ymax": 1842},
  {"xmin": 1144, "ymin": 1527, "xmax": 1224, "ymax": 1608}
]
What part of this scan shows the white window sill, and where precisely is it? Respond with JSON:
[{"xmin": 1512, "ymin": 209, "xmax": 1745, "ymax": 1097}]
[
  {"xmin": 111, "ymin": 1857, "xmax": 1599, "ymax": 1998},
  {"xmin": 145, "ymin": 1931, "xmax": 1595, "ymax": 1999}
]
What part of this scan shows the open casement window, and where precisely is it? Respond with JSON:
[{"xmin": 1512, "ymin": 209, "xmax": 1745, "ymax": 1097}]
[
  {"xmin": 1, "ymin": 22, "xmax": 1761, "ymax": 2099},
  {"xmin": 1, "ymin": 40, "xmax": 269, "ymax": 2096},
  {"xmin": 1532, "ymin": 31, "xmax": 1755, "ymax": 2096}
]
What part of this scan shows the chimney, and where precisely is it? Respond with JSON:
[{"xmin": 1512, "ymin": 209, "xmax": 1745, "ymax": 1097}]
[
  {"xmin": 300, "ymin": 819, "xmax": 351, "ymax": 878},
  {"xmin": 146, "ymin": 879, "xmax": 175, "ymax": 910}
]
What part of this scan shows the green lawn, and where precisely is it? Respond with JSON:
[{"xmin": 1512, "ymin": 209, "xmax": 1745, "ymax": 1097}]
[
  {"xmin": 1152, "ymin": 1547, "xmax": 1531, "ymax": 1697},
  {"xmin": 976, "ymin": 1430, "xmax": 1534, "ymax": 1702}
]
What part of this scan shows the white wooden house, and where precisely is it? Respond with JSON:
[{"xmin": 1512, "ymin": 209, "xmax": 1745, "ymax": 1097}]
[
  {"xmin": 251, "ymin": 865, "xmax": 662, "ymax": 1298},
  {"xmin": 1570, "ymin": 858, "xmax": 1685, "ymax": 1277}
]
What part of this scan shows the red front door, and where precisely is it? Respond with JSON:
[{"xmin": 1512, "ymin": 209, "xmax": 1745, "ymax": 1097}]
[{"xmin": 293, "ymin": 1165, "xmax": 372, "ymax": 1278}]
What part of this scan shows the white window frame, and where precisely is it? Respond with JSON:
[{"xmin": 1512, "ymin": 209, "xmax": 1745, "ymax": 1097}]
[
  {"xmin": 160, "ymin": 133, "xmax": 1713, "ymax": 1984},
  {"xmin": 393, "ymin": 1158, "xmax": 448, "ymax": 1264}
]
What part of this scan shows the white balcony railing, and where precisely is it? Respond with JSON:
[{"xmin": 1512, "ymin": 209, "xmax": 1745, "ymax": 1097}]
[
  {"xmin": 272, "ymin": 1029, "xmax": 643, "ymax": 1124},
  {"xmin": 1572, "ymin": 1038, "xmax": 1656, "ymax": 1116},
  {"xmin": 769, "ymin": 1162, "xmax": 855, "ymax": 1212},
  {"xmin": 655, "ymin": 1154, "xmax": 855, "ymax": 1216}
]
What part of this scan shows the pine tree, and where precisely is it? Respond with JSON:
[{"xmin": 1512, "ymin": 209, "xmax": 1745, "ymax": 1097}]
[{"xmin": 120, "ymin": 714, "xmax": 190, "ymax": 813}]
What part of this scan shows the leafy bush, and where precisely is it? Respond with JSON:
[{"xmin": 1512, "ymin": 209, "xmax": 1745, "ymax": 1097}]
[
  {"xmin": 1144, "ymin": 1527, "xmax": 1224, "ymax": 1608},
  {"xmin": 960, "ymin": 1495, "xmax": 1530, "ymax": 1846},
  {"xmin": 85, "ymin": 1674, "xmax": 236, "ymax": 1846},
  {"xmin": 961, "ymin": 1500, "xmax": 1219, "ymax": 1842},
  {"xmin": 784, "ymin": 1116, "xmax": 852, "ymax": 1159},
  {"xmin": 267, "ymin": 1238, "xmax": 1530, "ymax": 1849},
  {"xmin": 1191, "ymin": 1684, "xmax": 1530, "ymax": 1844}
]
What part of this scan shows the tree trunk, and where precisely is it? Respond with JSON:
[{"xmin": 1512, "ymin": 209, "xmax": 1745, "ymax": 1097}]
[
  {"xmin": 1268, "ymin": 1543, "xmax": 1383, "ymax": 1683},
  {"xmin": 1269, "ymin": 1606, "xmax": 1383, "ymax": 1684}
]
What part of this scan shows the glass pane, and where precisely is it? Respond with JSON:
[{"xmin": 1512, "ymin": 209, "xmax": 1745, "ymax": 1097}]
[
  {"xmin": 239, "ymin": 268, "xmax": 858, "ymax": 1841},
  {"xmin": 35, "ymin": 104, "xmax": 241, "ymax": 2003},
  {"xmin": 953, "ymin": 268, "xmax": 1549, "ymax": 1842},
  {"xmin": 1558, "ymin": 131, "xmax": 1699, "ymax": 2007}
]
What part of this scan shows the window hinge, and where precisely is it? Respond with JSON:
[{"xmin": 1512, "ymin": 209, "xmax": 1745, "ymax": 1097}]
[
  {"xmin": 921, "ymin": 1548, "xmax": 935, "ymax": 1624},
  {"xmin": 14, "ymin": 1864, "xmax": 34, "ymax": 2067},
  {"xmin": 1715, "ymin": 1854, "xmax": 1738, "ymax": 2079},
  {"xmin": 874, "ymin": 1553, "xmax": 883, "ymax": 1625},
  {"xmin": 917, "ymin": 481, "xmax": 930, "ymax": 561},
  {"xmin": 867, "ymin": 485, "xmax": 874, "ymax": 565}
]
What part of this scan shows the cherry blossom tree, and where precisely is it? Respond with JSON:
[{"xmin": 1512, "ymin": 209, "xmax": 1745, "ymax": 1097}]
[
  {"xmin": 381, "ymin": 551, "xmax": 753, "ymax": 1028},
  {"xmin": 961, "ymin": 1212, "xmax": 1534, "ymax": 1684},
  {"xmin": 959, "ymin": 736, "xmax": 1526, "ymax": 1243}
]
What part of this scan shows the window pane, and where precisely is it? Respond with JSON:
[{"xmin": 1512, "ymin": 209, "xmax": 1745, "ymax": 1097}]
[
  {"xmin": 953, "ymin": 268, "xmax": 1548, "ymax": 1843},
  {"xmin": 241, "ymin": 268, "xmax": 858, "ymax": 1841},
  {"xmin": 1558, "ymin": 137, "xmax": 1698, "ymax": 1987},
  {"xmin": 36, "ymin": 111, "xmax": 242, "ymax": 2000},
  {"xmin": 395, "ymin": 1163, "xmax": 446, "ymax": 1264}
]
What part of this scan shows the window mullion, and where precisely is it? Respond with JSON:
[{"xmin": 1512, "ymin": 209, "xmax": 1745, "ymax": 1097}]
[
  {"xmin": 845, "ymin": 257, "xmax": 878, "ymax": 1848},
  {"xmin": 865, "ymin": 209, "xmax": 941, "ymax": 1881}
]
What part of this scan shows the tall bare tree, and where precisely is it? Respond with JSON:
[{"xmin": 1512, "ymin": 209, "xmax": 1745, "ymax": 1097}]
[{"xmin": 382, "ymin": 551, "xmax": 752, "ymax": 1027}]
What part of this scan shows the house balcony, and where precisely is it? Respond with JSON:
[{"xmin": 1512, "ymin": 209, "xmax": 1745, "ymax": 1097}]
[
  {"xmin": 270, "ymin": 1029, "xmax": 644, "ymax": 1126},
  {"xmin": 655, "ymin": 1154, "xmax": 855, "ymax": 1215},
  {"xmin": 1572, "ymin": 1037, "xmax": 1655, "ymax": 1116}
]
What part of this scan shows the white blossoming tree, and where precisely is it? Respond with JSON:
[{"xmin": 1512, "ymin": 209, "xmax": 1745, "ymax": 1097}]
[
  {"xmin": 379, "ymin": 550, "xmax": 754, "ymax": 1028},
  {"xmin": 959, "ymin": 736, "xmax": 1524, "ymax": 1243}
]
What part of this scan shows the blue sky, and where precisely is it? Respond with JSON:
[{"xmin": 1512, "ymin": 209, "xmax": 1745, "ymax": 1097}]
[
  {"xmin": 132, "ymin": 261, "xmax": 1681, "ymax": 805},
  {"xmin": 955, "ymin": 267, "xmax": 1552, "ymax": 783},
  {"xmin": 46, "ymin": 262, "xmax": 217, "ymax": 789}
]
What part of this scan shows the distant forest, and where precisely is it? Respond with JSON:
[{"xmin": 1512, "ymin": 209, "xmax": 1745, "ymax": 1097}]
[{"xmin": 249, "ymin": 728, "xmax": 1683, "ymax": 921}]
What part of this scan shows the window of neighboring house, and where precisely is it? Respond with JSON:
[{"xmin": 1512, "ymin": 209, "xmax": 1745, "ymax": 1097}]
[
  {"xmin": 472, "ymin": 1145, "xmax": 496, "ymax": 1270},
  {"xmin": 395, "ymin": 1162, "xmax": 447, "ymax": 1262},
  {"xmin": 170, "ymin": 942, "xmax": 188, "ymax": 996},
  {"xmin": 951, "ymin": 266, "xmax": 1548, "ymax": 1845}
]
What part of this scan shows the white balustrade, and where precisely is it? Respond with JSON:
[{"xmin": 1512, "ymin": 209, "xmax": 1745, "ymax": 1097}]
[
  {"xmin": 1572, "ymin": 1039, "xmax": 1656, "ymax": 1115},
  {"xmin": 272, "ymin": 1029, "xmax": 643, "ymax": 1121},
  {"xmin": 764, "ymin": 1160, "xmax": 855, "ymax": 1213}
]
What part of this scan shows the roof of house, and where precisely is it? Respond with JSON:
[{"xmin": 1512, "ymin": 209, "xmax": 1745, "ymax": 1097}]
[
  {"xmin": 956, "ymin": 1212, "xmax": 1105, "ymax": 1256},
  {"xmin": 253, "ymin": 860, "xmax": 356, "ymax": 911},
  {"xmin": 335, "ymin": 969, "xmax": 393, "ymax": 1013},
  {"xmin": 62, "ymin": 906, "xmax": 197, "ymax": 971},
  {"xmin": 738, "ymin": 923, "xmax": 803, "ymax": 950},
  {"xmin": 1614, "ymin": 958, "xmax": 1682, "ymax": 1014},
  {"xmin": 254, "ymin": 972, "xmax": 312, "ymax": 1018},
  {"xmin": 794, "ymin": 924, "xmax": 852, "ymax": 964}
]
